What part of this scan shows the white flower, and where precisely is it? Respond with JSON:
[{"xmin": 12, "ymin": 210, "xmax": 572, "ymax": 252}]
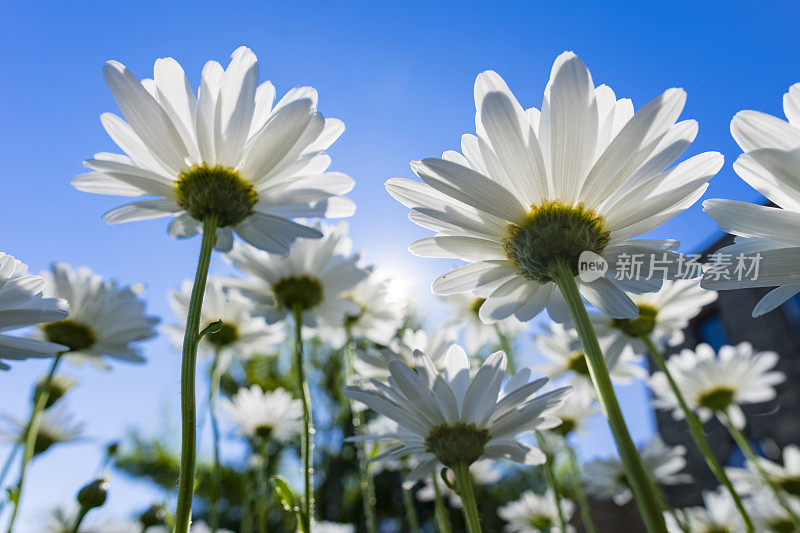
[
  {"xmin": 353, "ymin": 327, "xmax": 457, "ymax": 381},
  {"xmin": 747, "ymin": 488, "xmax": 800, "ymax": 533},
  {"xmin": 649, "ymin": 342, "xmax": 785, "ymax": 429},
  {"xmin": 73, "ymin": 46, "xmax": 353, "ymax": 254},
  {"xmin": 534, "ymin": 322, "xmax": 646, "ymax": 389},
  {"xmin": 1, "ymin": 405, "xmax": 84, "ymax": 456},
  {"xmin": 498, "ymin": 489, "xmax": 576, "ymax": 533},
  {"xmin": 415, "ymin": 459, "xmax": 501, "ymax": 508},
  {"xmin": 702, "ymin": 82, "xmax": 800, "ymax": 317},
  {"xmin": 225, "ymin": 221, "xmax": 368, "ymax": 328},
  {"xmin": 317, "ymin": 267, "xmax": 407, "ymax": 348},
  {"xmin": 37, "ymin": 263, "xmax": 159, "ymax": 368},
  {"xmin": 386, "ymin": 51, "xmax": 721, "ymax": 323},
  {"xmin": 440, "ymin": 293, "xmax": 526, "ymax": 353},
  {"xmin": 221, "ymin": 385, "xmax": 303, "ymax": 443},
  {"xmin": 40, "ymin": 505, "xmax": 142, "ymax": 533},
  {"xmin": 666, "ymin": 487, "xmax": 744, "ymax": 533},
  {"xmin": 583, "ymin": 436, "xmax": 691, "ymax": 505},
  {"xmin": 345, "ymin": 345, "xmax": 570, "ymax": 487},
  {"xmin": 312, "ymin": 522, "xmax": 355, "ymax": 533},
  {"xmin": 166, "ymin": 277, "xmax": 282, "ymax": 366},
  {"xmin": 0, "ymin": 253, "xmax": 68, "ymax": 369},
  {"xmin": 590, "ymin": 279, "xmax": 717, "ymax": 363},
  {"xmin": 727, "ymin": 444, "xmax": 800, "ymax": 498},
  {"xmin": 545, "ymin": 383, "xmax": 599, "ymax": 437}
]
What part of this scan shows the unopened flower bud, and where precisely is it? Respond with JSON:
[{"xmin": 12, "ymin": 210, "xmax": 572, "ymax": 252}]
[{"xmin": 77, "ymin": 477, "xmax": 108, "ymax": 510}]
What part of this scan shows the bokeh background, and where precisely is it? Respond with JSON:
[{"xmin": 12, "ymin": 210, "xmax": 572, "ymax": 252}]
[{"xmin": 1, "ymin": 0, "xmax": 799, "ymax": 528}]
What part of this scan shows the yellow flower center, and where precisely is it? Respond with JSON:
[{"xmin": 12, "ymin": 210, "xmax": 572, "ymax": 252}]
[
  {"xmin": 174, "ymin": 164, "xmax": 258, "ymax": 227},
  {"xmin": 425, "ymin": 423, "xmax": 490, "ymax": 468},
  {"xmin": 612, "ymin": 304, "xmax": 659, "ymax": 337},
  {"xmin": 43, "ymin": 319, "xmax": 96, "ymax": 352},
  {"xmin": 502, "ymin": 201, "xmax": 610, "ymax": 283},
  {"xmin": 273, "ymin": 276, "xmax": 324, "ymax": 311}
]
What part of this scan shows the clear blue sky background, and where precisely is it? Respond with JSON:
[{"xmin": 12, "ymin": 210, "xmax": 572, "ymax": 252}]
[{"xmin": 1, "ymin": 0, "xmax": 799, "ymax": 528}]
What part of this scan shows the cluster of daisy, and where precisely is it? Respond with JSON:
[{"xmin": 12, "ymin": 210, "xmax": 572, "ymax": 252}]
[{"xmin": 1, "ymin": 44, "xmax": 799, "ymax": 533}]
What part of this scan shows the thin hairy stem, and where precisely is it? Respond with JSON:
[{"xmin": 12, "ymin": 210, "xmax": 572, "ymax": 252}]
[
  {"xmin": 174, "ymin": 216, "xmax": 218, "ymax": 533},
  {"xmin": 452, "ymin": 462, "xmax": 482, "ymax": 533},
  {"xmin": 208, "ymin": 349, "xmax": 223, "ymax": 532},
  {"xmin": 641, "ymin": 335, "xmax": 754, "ymax": 532},
  {"xmin": 293, "ymin": 306, "xmax": 313, "ymax": 532},
  {"xmin": 552, "ymin": 264, "xmax": 666, "ymax": 532}
]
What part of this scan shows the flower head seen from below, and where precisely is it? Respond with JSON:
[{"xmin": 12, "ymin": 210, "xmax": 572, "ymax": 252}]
[
  {"xmin": 38, "ymin": 263, "xmax": 159, "ymax": 368},
  {"xmin": 318, "ymin": 266, "xmax": 407, "ymax": 348},
  {"xmin": 498, "ymin": 489, "xmax": 576, "ymax": 533},
  {"xmin": 440, "ymin": 293, "xmax": 526, "ymax": 354},
  {"xmin": 649, "ymin": 342, "xmax": 785, "ymax": 428},
  {"xmin": 221, "ymin": 385, "xmax": 303, "ymax": 444},
  {"xmin": 416, "ymin": 459, "xmax": 501, "ymax": 508},
  {"xmin": 344, "ymin": 344, "xmax": 571, "ymax": 487},
  {"xmin": 0, "ymin": 252, "xmax": 69, "ymax": 370},
  {"xmin": 1, "ymin": 405, "xmax": 84, "ymax": 457},
  {"xmin": 386, "ymin": 51, "xmax": 722, "ymax": 323},
  {"xmin": 167, "ymin": 277, "xmax": 282, "ymax": 366},
  {"xmin": 353, "ymin": 327, "xmax": 457, "ymax": 381},
  {"xmin": 545, "ymin": 383, "xmax": 599, "ymax": 438},
  {"xmin": 728, "ymin": 444, "xmax": 800, "ymax": 498},
  {"xmin": 534, "ymin": 322, "xmax": 646, "ymax": 389},
  {"xmin": 666, "ymin": 486, "xmax": 744, "ymax": 533},
  {"xmin": 590, "ymin": 279, "xmax": 718, "ymax": 362},
  {"xmin": 583, "ymin": 436, "xmax": 691, "ymax": 505},
  {"xmin": 702, "ymin": 82, "xmax": 800, "ymax": 317},
  {"xmin": 73, "ymin": 46, "xmax": 354, "ymax": 254},
  {"xmin": 225, "ymin": 221, "xmax": 368, "ymax": 327},
  {"xmin": 746, "ymin": 488, "xmax": 800, "ymax": 533}
]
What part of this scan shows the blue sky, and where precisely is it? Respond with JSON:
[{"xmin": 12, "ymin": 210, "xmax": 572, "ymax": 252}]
[{"xmin": 1, "ymin": 0, "xmax": 799, "ymax": 528}]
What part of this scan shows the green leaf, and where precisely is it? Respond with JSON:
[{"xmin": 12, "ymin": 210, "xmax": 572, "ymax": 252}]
[{"xmin": 271, "ymin": 475, "xmax": 296, "ymax": 512}]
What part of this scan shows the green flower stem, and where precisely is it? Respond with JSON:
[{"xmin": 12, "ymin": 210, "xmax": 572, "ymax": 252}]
[
  {"xmin": 640, "ymin": 335, "xmax": 754, "ymax": 532},
  {"xmin": 720, "ymin": 411, "xmax": 800, "ymax": 528},
  {"xmin": 452, "ymin": 462, "xmax": 482, "ymax": 533},
  {"xmin": 565, "ymin": 441, "xmax": 598, "ymax": 533},
  {"xmin": 552, "ymin": 265, "xmax": 666, "ymax": 533},
  {"xmin": 69, "ymin": 507, "xmax": 90, "ymax": 533},
  {"xmin": 401, "ymin": 485, "xmax": 422, "ymax": 533},
  {"xmin": 5, "ymin": 352, "xmax": 63, "ymax": 533},
  {"xmin": 537, "ymin": 433, "xmax": 567, "ymax": 533},
  {"xmin": 293, "ymin": 306, "xmax": 313, "ymax": 533},
  {"xmin": 493, "ymin": 325, "xmax": 516, "ymax": 375},
  {"xmin": 208, "ymin": 349, "xmax": 223, "ymax": 533},
  {"xmin": 0, "ymin": 442, "xmax": 20, "ymax": 514},
  {"xmin": 256, "ymin": 444, "xmax": 269, "ymax": 533},
  {"xmin": 174, "ymin": 215, "xmax": 218, "ymax": 533},
  {"xmin": 432, "ymin": 474, "xmax": 453, "ymax": 533},
  {"xmin": 343, "ymin": 323, "xmax": 378, "ymax": 533}
]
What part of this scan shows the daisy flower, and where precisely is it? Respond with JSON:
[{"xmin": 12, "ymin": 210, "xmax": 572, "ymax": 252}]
[
  {"xmin": 415, "ymin": 459, "xmax": 501, "ymax": 508},
  {"xmin": 344, "ymin": 344, "xmax": 571, "ymax": 487},
  {"xmin": 440, "ymin": 293, "xmax": 526, "ymax": 354},
  {"xmin": 1, "ymin": 405, "xmax": 84, "ymax": 456},
  {"xmin": 498, "ymin": 489, "xmax": 576, "ymax": 533},
  {"xmin": 317, "ymin": 266, "xmax": 407, "ymax": 348},
  {"xmin": 73, "ymin": 46, "xmax": 353, "ymax": 254},
  {"xmin": 590, "ymin": 279, "xmax": 717, "ymax": 362},
  {"xmin": 221, "ymin": 385, "xmax": 303, "ymax": 444},
  {"xmin": 545, "ymin": 384, "xmax": 599, "ymax": 438},
  {"xmin": 37, "ymin": 263, "xmax": 159, "ymax": 368},
  {"xmin": 311, "ymin": 523, "xmax": 355, "ymax": 533},
  {"xmin": 583, "ymin": 436, "xmax": 691, "ymax": 505},
  {"xmin": 702, "ymin": 82, "xmax": 800, "ymax": 317},
  {"xmin": 166, "ymin": 277, "xmax": 282, "ymax": 366},
  {"xmin": 666, "ymin": 487, "xmax": 743, "ymax": 533},
  {"xmin": 747, "ymin": 488, "xmax": 800, "ymax": 533},
  {"xmin": 0, "ymin": 253, "xmax": 68, "ymax": 369},
  {"xmin": 534, "ymin": 322, "xmax": 646, "ymax": 388},
  {"xmin": 386, "ymin": 51, "xmax": 721, "ymax": 323},
  {"xmin": 225, "ymin": 221, "xmax": 367, "ymax": 327},
  {"xmin": 649, "ymin": 342, "xmax": 785, "ymax": 429},
  {"xmin": 728, "ymin": 444, "xmax": 800, "ymax": 498},
  {"xmin": 353, "ymin": 327, "xmax": 457, "ymax": 381}
]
